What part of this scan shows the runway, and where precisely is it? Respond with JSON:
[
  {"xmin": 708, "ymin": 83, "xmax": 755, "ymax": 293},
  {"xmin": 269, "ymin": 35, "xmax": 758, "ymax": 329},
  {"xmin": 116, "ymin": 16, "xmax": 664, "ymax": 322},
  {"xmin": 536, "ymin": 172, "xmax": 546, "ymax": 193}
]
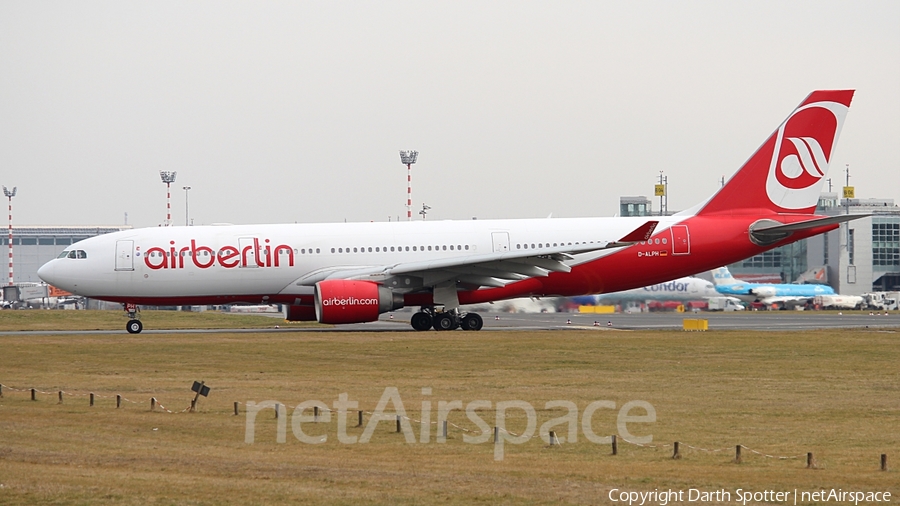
[
  {"xmin": 355, "ymin": 310, "xmax": 900, "ymax": 332},
  {"xmin": 2, "ymin": 310, "xmax": 898, "ymax": 335}
]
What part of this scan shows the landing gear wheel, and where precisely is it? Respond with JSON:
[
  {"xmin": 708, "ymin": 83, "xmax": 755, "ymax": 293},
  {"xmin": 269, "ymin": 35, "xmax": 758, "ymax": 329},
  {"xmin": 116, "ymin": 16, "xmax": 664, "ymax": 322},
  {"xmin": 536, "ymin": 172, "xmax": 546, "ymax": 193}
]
[
  {"xmin": 461, "ymin": 313, "xmax": 483, "ymax": 331},
  {"xmin": 126, "ymin": 320, "xmax": 143, "ymax": 334},
  {"xmin": 433, "ymin": 313, "xmax": 458, "ymax": 331},
  {"xmin": 411, "ymin": 312, "xmax": 433, "ymax": 331}
]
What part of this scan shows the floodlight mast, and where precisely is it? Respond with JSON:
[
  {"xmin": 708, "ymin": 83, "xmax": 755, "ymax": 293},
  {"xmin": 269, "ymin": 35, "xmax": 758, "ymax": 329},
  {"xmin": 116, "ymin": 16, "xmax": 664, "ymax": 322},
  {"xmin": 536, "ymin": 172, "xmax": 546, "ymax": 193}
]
[
  {"xmin": 399, "ymin": 151, "xmax": 418, "ymax": 221},
  {"xmin": 3, "ymin": 186, "xmax": 17, "ymax": 286},
  {"xmin": 159, "ymin": 171, "xmax": 177, "ymax": 226}
]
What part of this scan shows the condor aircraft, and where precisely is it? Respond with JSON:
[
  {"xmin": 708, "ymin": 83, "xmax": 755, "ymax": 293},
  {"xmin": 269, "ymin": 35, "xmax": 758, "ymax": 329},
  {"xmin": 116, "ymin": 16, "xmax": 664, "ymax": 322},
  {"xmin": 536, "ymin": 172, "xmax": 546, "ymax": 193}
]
[{"xmin": 39, "ymin": 90, "xmax": 862, "ymax": 333}]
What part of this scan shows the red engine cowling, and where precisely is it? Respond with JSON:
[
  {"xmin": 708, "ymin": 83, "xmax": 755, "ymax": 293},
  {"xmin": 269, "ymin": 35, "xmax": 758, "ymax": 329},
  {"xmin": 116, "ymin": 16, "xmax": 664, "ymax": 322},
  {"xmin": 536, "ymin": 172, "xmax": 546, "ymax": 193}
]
[{"xmin": 314, "ymin": 280, "xmax": 404, "ymax": 324}]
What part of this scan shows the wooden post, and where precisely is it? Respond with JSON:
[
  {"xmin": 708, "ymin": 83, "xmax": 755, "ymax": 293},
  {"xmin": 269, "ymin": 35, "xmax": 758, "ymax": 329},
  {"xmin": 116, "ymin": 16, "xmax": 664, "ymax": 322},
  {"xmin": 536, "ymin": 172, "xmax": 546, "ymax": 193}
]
[
  {"xmin": 116, "ymin": 394, "xmax": 121, "ymax": 408},
  {"xmin": 611, "ymin": 435, "xmax": 618, "ymax": 455},
  {"xmin": 442, "ymin": 420, "xmax": 448, "ymax": 440},
  {"xmin": 314, "ymin": 405, "xmax": 319, "ymax": 422},
  {"xmin": 672, "ymin": 441, "xmax": 681, "ymax": 460},
  {"xmin": 357, "ymin": 410, "xmax": 363, "ymax": 428},
  {"xmin": 396, "ymin": 415, "xmax": 401, "ymax": 433},
  {"xmin": 31, "ymin": 388, "xmax": 36, "ymax": 401},
  {"xmin": 275, "ymin": 403, "xmax": 280, "ymax": 419},
  {"xmin": 58, "ymin": 391, "xmax": 63, "ymax": 404},
  {"xmin": 735, "ymin": 445, "xmax": 742, "ymax": 463},
  {"xmin": 190, "ymin": 381, "xmax": 205, "ymax": 413},
  {"xmin": 150, "ymin": 397, "xmax": 156, "ymax": 411},
  {"xmin": 234, "ymin": 401, "xmax": 239, "ymax": 416},
  {"xmin": 549, "ymin": 431, "xmax": 558, "ymax": 446},
  {"xmin": 494, "ymin": 427, "xmax": 499, "ymax": 444},
  {"xmin": 807, "ymin": 452, "xmax": 815, "ymax": 469},
  {"xmin": 90, "ymin": 393, "xmax": 94, "ymax": 407},
  {"xmin": 0, "ymin": 383, "xmax": 3, "ymax": 397},
  {"xmin": 881, "ymin": 454, "xmax": 887, "ymax": 471}
]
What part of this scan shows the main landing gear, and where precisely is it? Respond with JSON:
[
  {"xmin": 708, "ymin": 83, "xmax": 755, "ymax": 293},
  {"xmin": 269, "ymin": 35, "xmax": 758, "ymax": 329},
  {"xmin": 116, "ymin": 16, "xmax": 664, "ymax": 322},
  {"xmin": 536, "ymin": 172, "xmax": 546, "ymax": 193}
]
[
  {"xmin": 124, "ymin": 303, "xmax": 143, "ymax": 334},
  {"xmin": 410, "ymin": 308, "xmax": 484, "ymax": 332}
]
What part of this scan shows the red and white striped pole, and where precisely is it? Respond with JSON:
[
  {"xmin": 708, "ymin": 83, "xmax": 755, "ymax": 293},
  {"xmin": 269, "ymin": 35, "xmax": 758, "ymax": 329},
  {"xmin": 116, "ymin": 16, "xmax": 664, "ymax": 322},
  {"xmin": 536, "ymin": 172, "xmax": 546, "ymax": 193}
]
[
  {"xmin": 7, "ymin": 196, "xmax": 13, "ymax": 285},
  {"xmin": 3, "ymin": 186, "xmax": 16, "ymax": 286},
  {"xmin": 407, "ymin": 163, "xmax": 412, "ymax": 221}
]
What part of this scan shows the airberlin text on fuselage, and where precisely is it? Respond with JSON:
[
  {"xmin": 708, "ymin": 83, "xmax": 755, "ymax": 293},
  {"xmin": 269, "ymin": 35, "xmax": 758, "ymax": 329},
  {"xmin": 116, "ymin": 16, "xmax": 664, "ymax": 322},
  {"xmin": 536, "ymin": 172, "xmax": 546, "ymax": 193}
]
[{"xmin": 143, "ymin": 238, "xmax": 295, "ymax": 270}]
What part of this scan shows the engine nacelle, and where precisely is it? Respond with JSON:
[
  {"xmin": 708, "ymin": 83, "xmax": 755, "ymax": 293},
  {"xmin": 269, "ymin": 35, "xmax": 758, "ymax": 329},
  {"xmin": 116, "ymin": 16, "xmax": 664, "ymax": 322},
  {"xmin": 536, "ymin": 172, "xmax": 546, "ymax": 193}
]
[
  {"xmin": 750, "ymin": 286, "xmax": 777, "ymax": 298},
  {"xmin": 314, "ymin": 280, "xmax": 404, "ymax": 324}
]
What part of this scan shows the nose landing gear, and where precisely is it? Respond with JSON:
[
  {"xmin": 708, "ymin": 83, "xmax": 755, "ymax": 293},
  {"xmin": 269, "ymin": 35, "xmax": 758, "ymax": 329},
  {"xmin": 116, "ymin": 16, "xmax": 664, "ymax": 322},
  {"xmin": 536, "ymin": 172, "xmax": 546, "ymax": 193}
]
[{"xmin": 124, "ymin": 303, "xmax": 143, "ymax": 334}]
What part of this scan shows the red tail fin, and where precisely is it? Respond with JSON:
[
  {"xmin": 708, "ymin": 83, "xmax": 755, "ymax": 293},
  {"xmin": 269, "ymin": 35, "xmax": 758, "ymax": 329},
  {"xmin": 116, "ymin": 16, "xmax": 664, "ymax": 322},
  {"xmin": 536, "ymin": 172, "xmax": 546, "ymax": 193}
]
[{"xmin": 697, "ymin": 90, "xmax": 854, "ymax": 216}]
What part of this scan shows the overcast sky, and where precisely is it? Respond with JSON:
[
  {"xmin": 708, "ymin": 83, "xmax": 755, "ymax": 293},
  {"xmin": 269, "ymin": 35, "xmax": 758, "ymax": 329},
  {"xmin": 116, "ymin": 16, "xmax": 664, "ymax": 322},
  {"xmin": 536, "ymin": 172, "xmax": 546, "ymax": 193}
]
[{"xmin": 1, "ymin": 1, "xmax": 898, "ymax": 228}]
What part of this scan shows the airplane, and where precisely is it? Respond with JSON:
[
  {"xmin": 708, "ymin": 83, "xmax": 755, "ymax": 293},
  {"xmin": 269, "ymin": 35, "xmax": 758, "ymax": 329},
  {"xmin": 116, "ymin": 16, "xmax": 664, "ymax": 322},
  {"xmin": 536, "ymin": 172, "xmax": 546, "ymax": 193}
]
[
  {"xmin": 710, "ymin": 266, "xmax": 835, "ymax": 309},
  {"xmin": 38, "ymin": 90, "xmax": 863, "ymax": 333},
  {"xmin": 573, "ymin": 276, "xmax": 720, "ymax": 304}
]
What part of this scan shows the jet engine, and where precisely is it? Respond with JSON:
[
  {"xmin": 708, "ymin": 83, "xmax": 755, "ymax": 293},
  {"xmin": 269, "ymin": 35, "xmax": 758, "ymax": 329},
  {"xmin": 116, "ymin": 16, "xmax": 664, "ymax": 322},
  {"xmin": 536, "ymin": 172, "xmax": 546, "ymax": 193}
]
[{"xmin": 314, "ymin": 279, "xmax": 404, "ymax": 324}]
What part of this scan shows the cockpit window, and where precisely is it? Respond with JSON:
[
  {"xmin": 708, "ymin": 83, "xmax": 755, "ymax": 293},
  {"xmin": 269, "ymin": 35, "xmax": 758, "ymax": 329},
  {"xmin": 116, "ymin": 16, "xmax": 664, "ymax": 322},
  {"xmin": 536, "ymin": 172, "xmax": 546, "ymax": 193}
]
[
  {"xmin": 58, "ymin": 250, "xmax": 70, "ymax": 259},
  {"xmin": 64, "ymin": 250, "xmax": 88, "ymax": 259},
  {"xmin": 67, "ymin": 251, "xmax": 77, "ymax": 259},
  {"xmin": 76, "ymin": 250, "xmax": 87, "ymax": 259}
]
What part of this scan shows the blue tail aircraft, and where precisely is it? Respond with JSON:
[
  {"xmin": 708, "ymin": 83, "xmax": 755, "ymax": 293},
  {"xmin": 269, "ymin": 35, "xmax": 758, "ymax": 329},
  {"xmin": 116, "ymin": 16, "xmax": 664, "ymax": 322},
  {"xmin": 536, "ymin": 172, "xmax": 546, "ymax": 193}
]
[{"xmin": 710, "ymin": 267, "xmax": 834, "ymax": 309}]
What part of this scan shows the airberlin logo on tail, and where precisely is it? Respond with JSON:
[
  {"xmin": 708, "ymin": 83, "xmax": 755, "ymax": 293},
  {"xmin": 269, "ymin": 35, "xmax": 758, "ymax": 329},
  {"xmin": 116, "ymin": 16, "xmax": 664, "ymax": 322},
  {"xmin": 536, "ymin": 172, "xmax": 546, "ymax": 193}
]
[
  {"xmin": 765, "ymin": 100, "xmax": 849, "ymax": 210},
  {"xmin": 142, "ymin": 238, "xmax": 295, "ymax": 270}
]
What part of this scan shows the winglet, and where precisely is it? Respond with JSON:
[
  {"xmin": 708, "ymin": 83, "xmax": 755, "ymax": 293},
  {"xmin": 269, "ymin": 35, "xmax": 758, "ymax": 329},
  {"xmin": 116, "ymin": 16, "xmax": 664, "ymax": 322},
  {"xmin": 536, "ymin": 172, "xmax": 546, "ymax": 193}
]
[{"xmin": 616, "ymin": 221, "xmax": 659, "ymax": 243}]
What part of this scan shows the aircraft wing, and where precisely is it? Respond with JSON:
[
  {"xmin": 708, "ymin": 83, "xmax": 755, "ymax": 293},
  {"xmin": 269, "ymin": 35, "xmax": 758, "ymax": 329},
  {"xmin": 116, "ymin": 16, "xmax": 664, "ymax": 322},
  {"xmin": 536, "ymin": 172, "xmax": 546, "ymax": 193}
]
[{"xmin": 291, "ymin": 221, "xmax": 658, "ymax": 290}]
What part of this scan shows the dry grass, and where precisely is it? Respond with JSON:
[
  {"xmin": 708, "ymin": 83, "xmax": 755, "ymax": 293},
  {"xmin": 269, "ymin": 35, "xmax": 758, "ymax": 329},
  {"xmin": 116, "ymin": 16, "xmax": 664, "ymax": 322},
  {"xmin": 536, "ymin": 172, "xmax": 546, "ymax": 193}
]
[{"xmin": 0, "ymin": 316, "xmax": 898, "ymax": 505}]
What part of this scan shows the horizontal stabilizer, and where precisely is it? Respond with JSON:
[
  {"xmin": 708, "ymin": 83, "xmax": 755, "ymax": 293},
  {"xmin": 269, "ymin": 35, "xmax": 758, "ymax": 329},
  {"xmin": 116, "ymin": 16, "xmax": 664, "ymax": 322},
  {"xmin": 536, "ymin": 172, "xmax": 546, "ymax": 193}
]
[{"xmin": 750, "ymin": 214, "xmax": 869, "ymax": 245}]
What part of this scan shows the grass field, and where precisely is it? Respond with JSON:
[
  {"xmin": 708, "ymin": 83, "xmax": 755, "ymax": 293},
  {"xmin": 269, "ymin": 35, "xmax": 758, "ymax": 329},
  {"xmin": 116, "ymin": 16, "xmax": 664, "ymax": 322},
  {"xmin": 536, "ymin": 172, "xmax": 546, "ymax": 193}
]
[{"xmin": 0, "ymin": 313, "xmax": 897, "ymax": 505}]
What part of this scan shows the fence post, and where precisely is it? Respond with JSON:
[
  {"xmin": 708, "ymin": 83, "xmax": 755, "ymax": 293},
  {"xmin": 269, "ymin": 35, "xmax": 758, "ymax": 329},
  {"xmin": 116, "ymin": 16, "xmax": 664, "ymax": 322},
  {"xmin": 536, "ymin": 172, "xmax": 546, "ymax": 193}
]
[
  {"xmin": 150, "ymin": 397, "xmax": 156, "ymax": 411},
  {"xmin": 275, "ymin": 403, "xmax": 280, "ymax": 419},
  {"xmin": 442, "ymin": 420, "xmax": 448, "ymax": 440},
  {"xmin": 314, "ymin": 405, "xmax": 319, "ymax": 422},
  {"xmin": 396, "ymin": 415, "xmax": 401, "ymax": 433},
  {"xmin": 672, "ymin": 441, "xmax": 682, "ymax": 460},
  {"xmin": 881, "ymin": 454, "xmax": 887, "ymax": 471},
  {"xmin": 807, "ymin": 452, "xmax": 815, "ymax": 469},
  {"xmin": 58, "ymin": 391, "xmax": 63, "ymax": 404},
  {"xmin": 90, "ymin": 393, "xmax": 94, "ymax": 407},
  {"xmin": 494, "ymin": 427, "xmax": 499, "ymax": 444},
  {"xmin": 549, "ymin": 431, "xmax": 559, "ymax": 446},
  {"xmin": 611, "ymin": 435, "xmax": 617, "ymax": 455},
  {"xmin": 0, "ymin": 383, "xmax": 3, "ymax": 397},
  {"xmin": 234, "ymin": 401, "xmax": 239, "ymax": 416},
  {"xmin": 116, "ymin": 394, "xmax": 121, "ymax": 408},
  {"xmin": 735, "ymin": 445, "xmax": 742, "ymax": 463},
  {"xmin": 357, "ymin": 410, "xmax": 363, "ymax": 428},
  {"xmin": 31, "ymin": 388, "xmax": 36, "ymax": 401}
]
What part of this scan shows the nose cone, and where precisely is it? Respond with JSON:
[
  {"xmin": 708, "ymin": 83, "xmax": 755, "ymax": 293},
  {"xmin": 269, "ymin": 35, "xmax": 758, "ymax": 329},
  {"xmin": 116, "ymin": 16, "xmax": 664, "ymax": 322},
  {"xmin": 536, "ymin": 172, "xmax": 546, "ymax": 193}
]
[{"xmin": 37, "ymin": 260, "xmax": 57, "ymax": 285}]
